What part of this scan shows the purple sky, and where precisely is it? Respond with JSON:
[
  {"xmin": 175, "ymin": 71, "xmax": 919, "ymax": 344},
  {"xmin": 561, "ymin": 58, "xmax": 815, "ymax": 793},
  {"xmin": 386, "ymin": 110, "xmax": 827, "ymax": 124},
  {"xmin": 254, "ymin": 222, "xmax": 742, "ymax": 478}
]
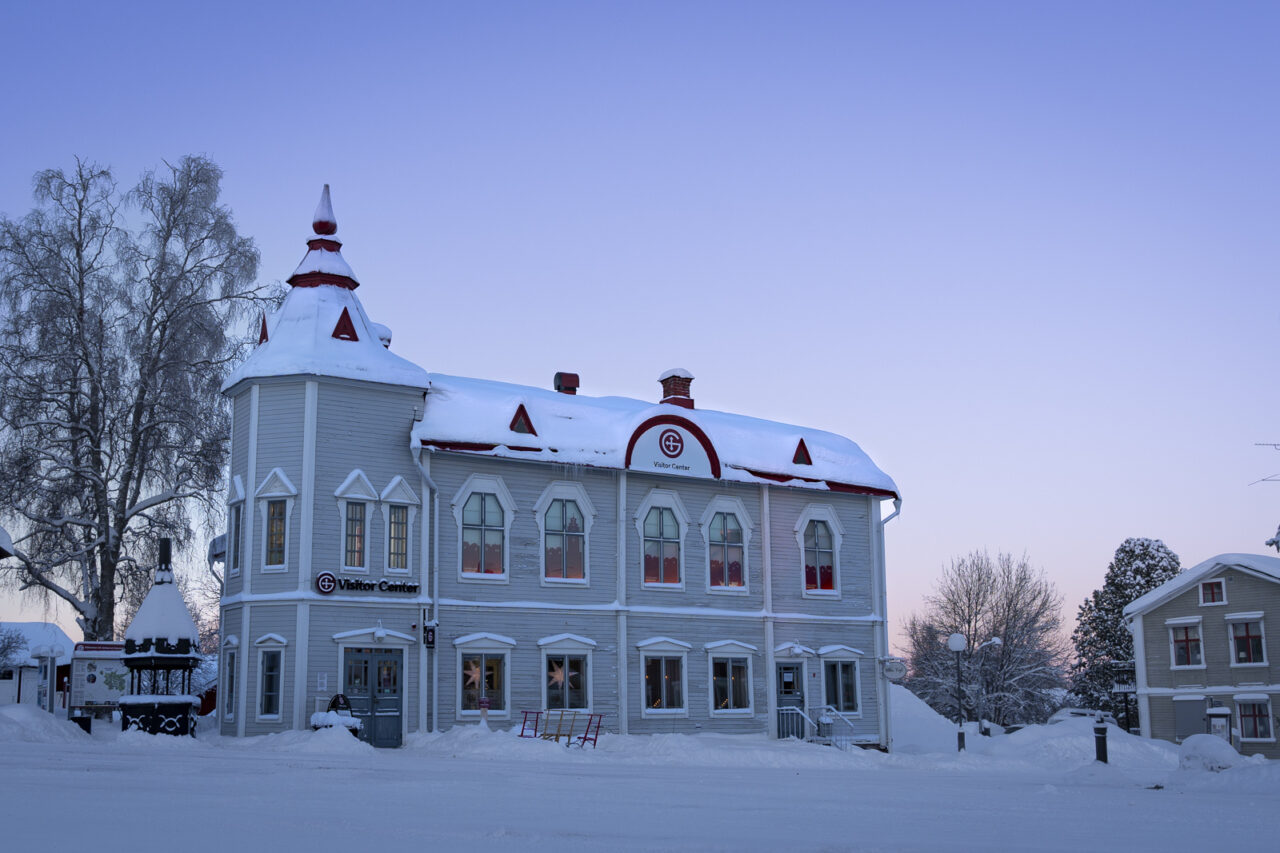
[{"xmin": 2, "ymin": 2, "xmax": 1278, "ymax": 648}]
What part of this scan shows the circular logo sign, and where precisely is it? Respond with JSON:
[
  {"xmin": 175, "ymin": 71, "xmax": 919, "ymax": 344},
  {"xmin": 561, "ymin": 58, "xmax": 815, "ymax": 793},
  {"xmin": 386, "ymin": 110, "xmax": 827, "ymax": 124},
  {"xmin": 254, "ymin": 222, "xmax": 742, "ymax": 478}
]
[
  {"xmin": 659, "ymin": 428, "xmax": 684, "ymax": 458},
  {"xmin": 316, "ymin": 571, "xmax": 337, "ymax": 595},
  {"xmin": 881, "ymin": 659, "xmax": 908, "ymax": 682}
]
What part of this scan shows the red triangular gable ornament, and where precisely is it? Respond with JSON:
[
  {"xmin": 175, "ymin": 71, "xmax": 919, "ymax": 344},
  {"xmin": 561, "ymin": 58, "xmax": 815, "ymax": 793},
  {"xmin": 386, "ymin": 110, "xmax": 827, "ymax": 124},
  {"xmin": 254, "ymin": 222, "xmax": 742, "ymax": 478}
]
[
  {"xmin": 331, "ymin": 307, "xmax": 359, "ymax": 341},
  {"xmin": 509, "ymin": 403, "xmax": 537, "ymax": 436},
  {"xmin": 792, "ymin": 438, "xmax": 812, "ymax": 466},
  {"xmin": 258, "ymin": 313, "xmax": 269, "ymax": 345}
]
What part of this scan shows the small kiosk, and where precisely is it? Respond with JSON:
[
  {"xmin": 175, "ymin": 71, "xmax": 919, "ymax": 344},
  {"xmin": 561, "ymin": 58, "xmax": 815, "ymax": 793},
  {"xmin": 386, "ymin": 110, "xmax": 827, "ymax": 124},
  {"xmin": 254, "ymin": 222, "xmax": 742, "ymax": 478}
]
[{"xmin": 119, "ymin": 540, "xmax": 202, "ymax": 736}]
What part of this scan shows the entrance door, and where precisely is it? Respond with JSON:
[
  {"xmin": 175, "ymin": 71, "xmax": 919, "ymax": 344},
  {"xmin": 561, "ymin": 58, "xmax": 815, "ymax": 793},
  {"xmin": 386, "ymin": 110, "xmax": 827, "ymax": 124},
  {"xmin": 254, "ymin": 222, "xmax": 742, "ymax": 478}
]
[
  {"xmin": 777, "ymin": 662, "xmax": 805, "ymax": 739},
  {"xmin": 344, "ymin": 647, "xmax": 403, "ymax": 747}
]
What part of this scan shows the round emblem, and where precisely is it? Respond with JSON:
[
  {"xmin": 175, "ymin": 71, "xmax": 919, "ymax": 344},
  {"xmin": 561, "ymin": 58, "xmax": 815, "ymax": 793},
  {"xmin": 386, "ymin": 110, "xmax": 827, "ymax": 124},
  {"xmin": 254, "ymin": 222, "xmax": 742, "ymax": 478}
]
[
  {"xmin": 316, "ymin": 571, "xmax": 337, "ymax": 595},
  {"xmin": 659, "ymin": 428, "xmax": 684, "ymax": 458}
]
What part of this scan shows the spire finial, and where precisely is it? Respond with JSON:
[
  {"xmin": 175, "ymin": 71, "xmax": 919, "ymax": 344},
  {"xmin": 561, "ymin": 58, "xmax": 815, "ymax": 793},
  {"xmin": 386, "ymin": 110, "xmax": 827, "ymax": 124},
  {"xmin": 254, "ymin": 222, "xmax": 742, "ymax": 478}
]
[{"xmin": 313, "ymin": 184, "xmax": 337, "ymax": 235}]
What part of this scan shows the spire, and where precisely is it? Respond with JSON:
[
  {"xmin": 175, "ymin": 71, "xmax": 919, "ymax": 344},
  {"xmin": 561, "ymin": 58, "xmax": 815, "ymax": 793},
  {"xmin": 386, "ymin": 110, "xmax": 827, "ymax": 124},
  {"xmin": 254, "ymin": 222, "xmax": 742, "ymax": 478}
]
[{"xmin": 287, "ymin": 184, "xmax": 360, "ymax": 290}]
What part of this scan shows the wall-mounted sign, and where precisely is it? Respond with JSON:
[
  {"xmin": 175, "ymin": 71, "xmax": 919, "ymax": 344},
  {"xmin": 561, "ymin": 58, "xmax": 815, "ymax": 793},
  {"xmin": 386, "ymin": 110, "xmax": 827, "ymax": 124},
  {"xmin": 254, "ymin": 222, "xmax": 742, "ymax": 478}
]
[
  {"xmin": 881, "ymin": 659, "xmax": 908, "ymax": 682},
  {"xmin": 628, "ymin": 422, "xmax": 716, "ymax": 479},
  {"xmin": 315, "ymin": 571, "xmax": 420, "ymax": 595},
  {"xmin": 423, "ymin": 626, "xmax": 436, "ymax": 648}
]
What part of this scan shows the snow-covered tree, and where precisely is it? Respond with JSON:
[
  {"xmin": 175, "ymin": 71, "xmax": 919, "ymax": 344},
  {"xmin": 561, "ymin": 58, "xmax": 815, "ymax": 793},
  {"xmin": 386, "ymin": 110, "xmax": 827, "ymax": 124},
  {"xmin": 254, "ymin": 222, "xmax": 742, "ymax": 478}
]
[
  {"xmin": 0, "ymin": 157, "xmax": 265, "ymax": 640},
  {"xmin": 903, "ymin": 551, "xmax": 1068, "ymax": 726},
  {"xmin": 1070, "ymin": 537, "xmax": 1181, "ymax": 714},
  {"xmin": 0, "ymin": 624, "xmax": 27, "ymax": 670}
]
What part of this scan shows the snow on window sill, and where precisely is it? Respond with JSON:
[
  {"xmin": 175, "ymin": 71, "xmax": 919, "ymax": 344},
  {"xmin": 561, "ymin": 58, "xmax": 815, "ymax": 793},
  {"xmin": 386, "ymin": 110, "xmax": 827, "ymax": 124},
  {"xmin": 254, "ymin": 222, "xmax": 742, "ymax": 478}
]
[
  {"xmin": 710, "ymin": 709, "xmax": 754, "ymax": 717},
  {"xmin": 459, "ymin": 571, "xmax": 510, "ymax": 584},
  {"xmin": 708, "ymin": 586, "xmax": 750, "ymax": 596},
  {"xmin": 642, "ymin": 582, "xmax": 685, "ymax": 592},
  {"xmin": 340, "ymin": 565, "xmax": 370, "ymax": 574},
  {"xmin": 262, "ymin": 564, "xmax": 288, "ymax": 574},
  {"xmin": 542, "ymin": 577, "xmax": 589, "ymax": 587},
  {"xmin": 642, "ymin": 708, "xmax": 688, "ymax": 717},
  {"xmin": 1229, "ymin": 662, "xmax": 1268, "ymax": 668}
]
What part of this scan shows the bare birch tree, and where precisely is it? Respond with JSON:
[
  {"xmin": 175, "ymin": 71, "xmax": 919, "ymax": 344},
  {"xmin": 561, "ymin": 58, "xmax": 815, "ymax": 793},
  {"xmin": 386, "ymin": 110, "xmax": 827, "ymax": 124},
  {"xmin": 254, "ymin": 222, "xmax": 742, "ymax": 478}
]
[
  {"xmin": 0, "ymin": 157, "xmax": 266, "ymax": 639},
  {"xmin": 903, "ymin": 551, "xmax": 1069, "ymax": 726}
]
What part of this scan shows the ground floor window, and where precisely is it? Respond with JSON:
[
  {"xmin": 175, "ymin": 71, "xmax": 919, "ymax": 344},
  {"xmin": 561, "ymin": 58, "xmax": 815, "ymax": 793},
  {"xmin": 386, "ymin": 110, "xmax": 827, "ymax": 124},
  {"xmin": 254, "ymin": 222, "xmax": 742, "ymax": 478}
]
[
  {"xmin": 824, "ymin": 660, "xmax": 859, "ymax": 713},
  {"xmin": 223, "ymin": 649, "xmax": 237, "ymax": 720},
  {"xmin": 259, "ymin": 650, "xmax": 282, "ymax": 718},
  {"xmin": 545, "ymin": 654, "xmax": 588, "ymax": 710},
  {"xmin": 644, "ymin": 656, "xmax": 684, "ymax": 711},
  {"xmin": 711, "ymin": 657, "xmax": 750, "ymax": 712},
  {"xmin": 461, "ymin": 653, "xmax": 506, "ymax": 712},
  {"xmin": 1239, "ymin": 700, "xmax": 1273, "ymax": 740}
]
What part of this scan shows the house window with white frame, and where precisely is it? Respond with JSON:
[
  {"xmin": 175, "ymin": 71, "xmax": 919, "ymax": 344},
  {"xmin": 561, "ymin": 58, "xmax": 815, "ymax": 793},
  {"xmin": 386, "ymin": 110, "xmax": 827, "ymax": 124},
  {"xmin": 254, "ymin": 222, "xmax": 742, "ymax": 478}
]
[
  {"xmin": 708, "ymin": 512, "xmax": 744, "ymax": 589},
  {"xmin": 711, "ymin": 657, "xmax": 750, "ymax": 712},
  {"xmin": 462, "ymin": 493, "xmax": 505, "ymax": 575},
  {"xmin": 266, "ymin": 500, "xmax": 287, "ymax": 567},
  {"xmin": 824, "ymin": 660, "xmax": 859, "ymax": 713},
  {"xmin": 1239, "ymin": 699, "xmax": 1273, "ymax": 740},
  {"xmin": 461, "ymin": 652, "xmax": 505, "ymax": 711},
  {"xmin": 644, "ymin": 655, "xmax": 683, "ymax": 711},
  {"xmin": 379, "ymin": 475, "xmax": 420, "ymax": 575},
  {"xmin": 1171, "ymin": 625, "xmax": 1202, "ymax": 667},
  {"xmin": 1231, "ymin": 619, "xmax": 1265, "ymax": 665},
  {"xmin": 804, "ymin": 520, "xmax": 835, "ymax": 592},
  {"xmin": 229, "ymin": 504, "xmax": 243, "ymax": 576},
  {"xmin": 1200, "ymin": 580, "xmax": 1226, "ymax": 605},
  {"xmin": 223, "ymin": 647, "xmax": 237, "ymax": 720},
  {"xmin": 545, "ymin": 653, "xmax": 588, "ymax": 710},
  {"xmin": 643, "ymin": 507, "xmax": 681, "ymax": 585},
  {"xmin": 344, "ymin": 501, "xmax": 367, "ymax": 568},
  {"xmin": 544, "ymin": 499, "xmax": 585, "ymax": 581},
  {"xmin": 259, "ymin": 649, "xmax": 282, "ymax": 718},
  {"xmin": 387, "ymin": 505, "xmax": 409, "ymax": 571}
]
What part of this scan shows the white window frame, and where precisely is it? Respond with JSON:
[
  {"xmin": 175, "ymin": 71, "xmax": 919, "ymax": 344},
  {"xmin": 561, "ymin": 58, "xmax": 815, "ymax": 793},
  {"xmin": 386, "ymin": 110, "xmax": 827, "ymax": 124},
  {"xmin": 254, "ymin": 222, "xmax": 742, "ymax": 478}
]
[
  {"xmin": 454, "ymin": 632, "xmax": 515, "ymax": 720},
  {"xmin": 534, "ymin": 481, "xmax": 596, "ymax": 588},
  {"xmin": 699, "ymin": 496, "xmax": 753, "ymax": 595},
  {"xmin": 1225, "ymin": 612, "xmax": 1267, "ymax": 668},
  {"xmin": 1166, "ymin": 616, "xmax": 1205, "ymax": 670},
  {"xmin": 705, "ymin": 640, "xmax": 756, "ymax": 717},
  {"xmin": 1235, "ymin": 694, "xmax": 1275, "ymax": 743},
  {"xmin": 637, "ymin": 636, "xmax": 691, "ymax": 717},
  {"xmin": 635, "ymin": 489, "xmax": 690, "ymax": 592},
  {"xmin": 538, "ymin": 633, "xmax": 596, "ymax": 712},
  {"xmin": 451, "ymin": 474, "xmax": 516, "ymax": 583},
  {"xmin": 222, "ymin": 635, "xmax": 239, "ymax": 721},
  {"xmin": 380, "ymin": 475, "xmax": 420, "ymax": 576},
  {"xmin": 254, "ymin": 633, "xmax": 288, "ymax": 722},
  {"xmin": 795, "ymin": 504, "xmax": 844, "ymax": 599},
  {"xmin": 255, "ymin": 468, "xmax": 297, "ymax": 573},
  {"xmin": 819, "ymin": 645, "xmax": 864, "ymax": 717},
  {"xmin": 1199, "ymin": 578, "xmax": 1227, "ymax": 606},
  {"xmin": 334, "ymin": 470, "xmax": 377, "ymax": 573},
  {"xmin": 227, "ymin": 475, "xmax": 245, "ymax": 577}
]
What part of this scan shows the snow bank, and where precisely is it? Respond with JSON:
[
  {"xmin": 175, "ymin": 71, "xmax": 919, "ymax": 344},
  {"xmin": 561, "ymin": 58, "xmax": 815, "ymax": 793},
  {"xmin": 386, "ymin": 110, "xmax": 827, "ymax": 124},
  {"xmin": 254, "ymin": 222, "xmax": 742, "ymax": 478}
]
[
  {"xmin": 889, "ymin": 683, "xmax": 961, "ymax": 754},
  {"xmin": 984, "ymin": 718, "xmax": 1178, "ymax": 773},
  {"xmin": 0, "ymin": 705, "xmax": 89, "ymax": 744},
  {"xmin": 1178, "ymin": 734, "xmax": 1247, "ymax": 772}
]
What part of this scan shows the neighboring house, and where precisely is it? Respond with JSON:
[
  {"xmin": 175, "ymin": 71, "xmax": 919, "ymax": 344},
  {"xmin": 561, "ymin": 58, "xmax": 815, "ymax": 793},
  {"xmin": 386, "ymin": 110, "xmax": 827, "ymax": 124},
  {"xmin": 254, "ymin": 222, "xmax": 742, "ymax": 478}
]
[
  {"xmin": 0, "ymin": 622, "xmax": 74, "ymax": 708},
  {"xmin": 217, "ymin": 188, "xmax": 902, "ymax": 748},
  {"xmin": 1124, "ymin": 553, "xmax": 1280, "ymax": 758}
]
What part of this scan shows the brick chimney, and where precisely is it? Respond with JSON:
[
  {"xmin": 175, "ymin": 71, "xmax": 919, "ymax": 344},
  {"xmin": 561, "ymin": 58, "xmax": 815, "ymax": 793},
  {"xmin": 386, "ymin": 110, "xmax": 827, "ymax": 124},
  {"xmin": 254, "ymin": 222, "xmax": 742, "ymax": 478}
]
[
  {"xmin": 658, "ymin": 368, "xmax": 694, "ymax": 409},
  {"xmin": 554, "ymin": 372, "xmax": 579, "ymax": 395}
]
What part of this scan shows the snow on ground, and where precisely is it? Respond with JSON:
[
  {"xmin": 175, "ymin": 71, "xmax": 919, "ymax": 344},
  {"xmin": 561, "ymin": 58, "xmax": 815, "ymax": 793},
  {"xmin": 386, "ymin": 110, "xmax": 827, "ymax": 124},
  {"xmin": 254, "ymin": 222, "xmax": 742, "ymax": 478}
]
[{"xmin": 1, "ymin": 691, "xmax": 1276, "ymax": 852}]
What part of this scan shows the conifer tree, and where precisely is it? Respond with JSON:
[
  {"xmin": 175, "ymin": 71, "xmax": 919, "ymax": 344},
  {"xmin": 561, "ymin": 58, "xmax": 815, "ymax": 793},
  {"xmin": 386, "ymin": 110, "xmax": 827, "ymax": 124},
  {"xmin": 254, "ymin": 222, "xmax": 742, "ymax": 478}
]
[{"xmin": 1070, "ymin": 538, "xmax": 1181, "ymax": 715}]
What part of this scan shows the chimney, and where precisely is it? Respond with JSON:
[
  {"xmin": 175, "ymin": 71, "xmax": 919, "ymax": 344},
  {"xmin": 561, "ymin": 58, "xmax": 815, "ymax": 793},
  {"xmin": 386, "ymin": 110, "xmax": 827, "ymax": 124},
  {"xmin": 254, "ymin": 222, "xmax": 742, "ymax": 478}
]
[
  {"xmin": 658, "ymin": 368, "xmax": 694, "ymax": 409},
  {"xmin": 554, "ymin": 372, "xmax": 580, "ymax": 395}
]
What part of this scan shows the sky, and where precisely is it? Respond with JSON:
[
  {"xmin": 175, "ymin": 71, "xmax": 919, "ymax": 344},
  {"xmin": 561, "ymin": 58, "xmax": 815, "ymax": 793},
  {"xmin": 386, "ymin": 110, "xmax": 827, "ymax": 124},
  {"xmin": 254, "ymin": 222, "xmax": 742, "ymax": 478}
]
[{"xmin": 1, "ymin": 1, "xmax": 1278, "ymax": 650}]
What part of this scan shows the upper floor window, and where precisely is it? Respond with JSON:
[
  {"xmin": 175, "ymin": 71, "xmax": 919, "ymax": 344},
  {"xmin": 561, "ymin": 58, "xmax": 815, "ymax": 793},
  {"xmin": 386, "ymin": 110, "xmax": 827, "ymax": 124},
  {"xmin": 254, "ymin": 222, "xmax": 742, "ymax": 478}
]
[
  {"xmin": 1170, "ymin": 624, "xmax": 1202, "ymax": 667},
  {"xmin": 1229, "ymin": 617, "xmax": 1266, "ymax": 665},
  {"xmin": 255, "ymin": 467, "xmax": 296, "ymax": 573},
  {"xmin": 266, "ymin": 500, "xmax": 287, "ymax": 567},
  {"xmin": 345, "ymin": 502, "xmax": 366, "ymax": 568},
  {"xmin": 452, "ymin": 475, "xmax": 515, "ymax": 581},
  {"xmin": 335, "ymin": 470, "xmax": 377, "ymax": 573},
  {"xmin": 229, "ymin": 504, "xmax": 243, "ymax": 576},
  {"xmin": 545, "ymin": 499, "xmax": 585, "ymax": 580},
  {"xmin": 644, "ymin": 507, "xmax": 681, "ymax": 585},
  {"xmin": 795, "ymin": 505, "xmax": 843, "ymax": 597},
  {"xmin": 1200, "ymin": 580, "xmax": 1226, "ymax": 605},
  {"xmin": 388, "ymin": 505, "xmax": 409, "ymax": 570},
  {"xmin": 709, "ymin": 513, "xmax": 744, "ymax": 588}
]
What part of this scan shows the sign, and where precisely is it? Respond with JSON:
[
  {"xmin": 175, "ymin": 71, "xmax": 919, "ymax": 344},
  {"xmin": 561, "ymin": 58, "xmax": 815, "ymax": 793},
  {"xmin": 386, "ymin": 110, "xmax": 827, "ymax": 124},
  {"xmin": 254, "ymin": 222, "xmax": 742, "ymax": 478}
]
[
  {"xmin": 1110, "ymin": 683, "xmax": 1137, "ymax": 694},
  {"xmin": 881, "ymin": 659, "xmax": 908, "ymax": 682},
  {"xmin": 316, "ymin": 571, "xmax": 420, "ymax": 595},
  {"xmin": 69, "ymin": 642, "xmax": 127, "ymax": 710},
  {"xmin": 423, "ymin": 626, "xmax": 436, "ymax": 648},
  {"xmin": 629, "ymin": 423, "xmax": 715, "ymax": 479}
]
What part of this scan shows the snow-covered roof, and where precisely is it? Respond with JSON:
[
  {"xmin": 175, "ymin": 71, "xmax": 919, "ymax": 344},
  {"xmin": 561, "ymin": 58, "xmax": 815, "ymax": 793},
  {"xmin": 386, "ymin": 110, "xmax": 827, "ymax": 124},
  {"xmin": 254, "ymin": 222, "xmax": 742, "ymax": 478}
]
[
  {"xmin": 124, "ymin": 570, "xmax": 200, "ymax": 647},
  {"xmin": 1123, "ymin": 553, "xmax": 1280, "ymax": 617},
  {"xmin": 221, "ymin": 186, "xmax": 428, "ymax": 392},
  {"xmin": 1, "ymin": 622, "xmax": 75, "ymax": 667},
  {"xmin": 412, "ymin": 374, "xmax": 899, "ymax": 497},
  {"xmin": 0, "ymin": 524, "xmax": 13, "ymax": 559}
]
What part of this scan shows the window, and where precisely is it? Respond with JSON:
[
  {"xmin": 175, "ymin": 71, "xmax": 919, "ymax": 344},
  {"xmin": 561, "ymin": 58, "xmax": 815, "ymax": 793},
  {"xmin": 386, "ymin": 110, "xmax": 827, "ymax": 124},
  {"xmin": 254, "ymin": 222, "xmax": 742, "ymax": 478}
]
[
  {"xmin": 454, "ymin": 632, "xmax": 514, "ymax": 717},
  {"xmin": 254, "ymin": 634, "xmax": 287, "ymax": 721},
  {"xmin": 266, "ymin": 501, "xmax": 287, "ymax": 567},
  {"xmin": 388, "ymin": 505, "xmax": 409, "ymax": 570},
  {"xmin": 545, "ymin": 499, "xmax": 585, "ymax": 580},
  {"xmin": 637, "ymin": 637, "xmax": 690, "ymax": 715},
  {"xmin": 712, "ymin": 658, "xmax": 749, "ymax": 711},
  {"xmin": 255, "ymin": 468, "xmax": 296, "ymax": 573},
  {"xmin": 223, "ymin": 640, "xmax": 238, "ymax": 721},
  {"xmin": 229, "ymin": 504, "xmax": 243, "ymax": 576},
  {"xmin": 824, "ymin": 660, "xmax": 859, "ymax": 713},
  {"xmin": 644, "ymin": 508, "xmax": 681, "ymax": 585},
  {"xmin": 1200, "ymin": 580, "xmax": 1226, "ymax": 605},
  {"xmin": 700, "ymin": 496, "xmax": 752, "ymax": 593},
  {"xmin": 380, "ymin": 475, "xmax": 420, "ymax": 575},
  {"xmin": 795, "ymin": 505, "xmax": 843, "ymax": 597},
  {"xmin": 1238, "ymin": 699, "xmax": 1273, "ymax": 741},
  {"xmin": 545, "ymin": 654, "xmax": 588, "ymax": 710},
  {"xmin": 452, "ymin": 475, "xmax": 515, "ymax": 581},
  {"xmin": 0, "ymin": 669, "xmax": 12, "ymax": 681},
  {"xmin": 1230, "ymin": 619, "xmax": 1266, "ymax": 665},
  {"xmin": 1171, "ymin": 625, "xmax": 1202, "ymax": 667},
  {"xmin": 345, "ymin": 502, "xmax": 366, "ymax": 568}
]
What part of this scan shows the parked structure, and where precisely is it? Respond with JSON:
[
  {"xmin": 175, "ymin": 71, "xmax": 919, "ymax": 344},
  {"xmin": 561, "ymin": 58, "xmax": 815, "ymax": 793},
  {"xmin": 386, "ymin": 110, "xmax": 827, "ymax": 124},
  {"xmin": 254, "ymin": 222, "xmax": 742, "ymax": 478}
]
[
  {"xmin": 218, "ymin": 188, "xmax": 901, "ymax": 748},
  {"xmin": 1124, "ymin": 553, "xmax": 1280, "ymax": 758}
]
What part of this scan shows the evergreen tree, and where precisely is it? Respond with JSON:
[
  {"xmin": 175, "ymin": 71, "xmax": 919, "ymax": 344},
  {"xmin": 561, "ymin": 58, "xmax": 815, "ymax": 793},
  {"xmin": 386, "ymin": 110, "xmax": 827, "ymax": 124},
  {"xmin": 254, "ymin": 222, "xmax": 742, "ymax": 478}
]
[{"xmin": 1070, "ymin": 537, "xmax": 1181, "ymax": 715}]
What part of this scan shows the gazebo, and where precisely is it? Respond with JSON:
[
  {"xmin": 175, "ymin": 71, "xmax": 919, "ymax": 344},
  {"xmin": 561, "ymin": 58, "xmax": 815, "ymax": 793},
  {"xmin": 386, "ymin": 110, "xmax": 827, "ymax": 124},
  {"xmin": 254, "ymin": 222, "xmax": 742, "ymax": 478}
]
[{"xmin": 119, "ymin": 539, "xmax": 203, "ymax": 736}]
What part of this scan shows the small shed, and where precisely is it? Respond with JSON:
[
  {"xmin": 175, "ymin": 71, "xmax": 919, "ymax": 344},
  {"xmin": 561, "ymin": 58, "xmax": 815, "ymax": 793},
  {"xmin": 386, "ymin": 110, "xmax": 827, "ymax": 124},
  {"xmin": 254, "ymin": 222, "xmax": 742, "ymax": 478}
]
[{"xmin": 120, "ymin": 540, "xmax": 203, "ymax": 736}]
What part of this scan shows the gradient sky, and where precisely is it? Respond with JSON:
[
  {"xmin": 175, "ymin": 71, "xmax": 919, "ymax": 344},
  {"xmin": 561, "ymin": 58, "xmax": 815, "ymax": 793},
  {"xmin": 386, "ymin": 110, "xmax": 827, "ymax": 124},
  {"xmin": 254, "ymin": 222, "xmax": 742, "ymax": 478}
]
[{"xmin": 2, "ymin": 2, "xmax": 1278, "ymax": 649}]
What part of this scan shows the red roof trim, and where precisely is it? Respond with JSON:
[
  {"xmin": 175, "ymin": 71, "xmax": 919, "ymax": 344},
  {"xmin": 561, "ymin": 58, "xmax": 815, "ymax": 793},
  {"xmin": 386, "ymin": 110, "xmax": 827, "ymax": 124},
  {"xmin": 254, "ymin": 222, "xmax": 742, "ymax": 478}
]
[
  {"xmin": 331, "ymin": 307, "xmax": 359, "ymax": 341},
  {"xmin": 824, "ymin": 480, "xmax": 898, "ymax": 498},
  {"xmin": 288, "ymin": 271, "xmax": 359, "ymax": 290},
  {"xmin": 624, "ymin": 414, "xmax": 721, "ymax": 479}
]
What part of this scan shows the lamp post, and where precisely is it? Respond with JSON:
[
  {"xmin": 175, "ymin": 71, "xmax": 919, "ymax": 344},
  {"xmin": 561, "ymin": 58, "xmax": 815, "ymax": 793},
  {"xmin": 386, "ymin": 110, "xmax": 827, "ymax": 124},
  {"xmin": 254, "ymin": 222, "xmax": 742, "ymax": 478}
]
[
  {"xmin": 946, "ymin": 633, "xmax": 967, "ymax": 751},
  {"xmin": 975, "ymin": 637, "xmax": 1001, "ymax": 736}
]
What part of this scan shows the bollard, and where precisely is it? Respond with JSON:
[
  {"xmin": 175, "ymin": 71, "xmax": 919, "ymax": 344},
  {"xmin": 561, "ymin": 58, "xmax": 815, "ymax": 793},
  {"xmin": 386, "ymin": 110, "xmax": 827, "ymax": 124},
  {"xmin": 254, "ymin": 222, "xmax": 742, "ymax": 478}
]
[
  {"xmin": 1094, "ymin": 718, "xmax": 1108, "ymax": 764},
  {"xmin": 479, "ymin": 696, "xmax": 490, "ymax": 728},
  {"xmin": 957, "ymin": 730, "xmax": 966, "ymax": 752}
]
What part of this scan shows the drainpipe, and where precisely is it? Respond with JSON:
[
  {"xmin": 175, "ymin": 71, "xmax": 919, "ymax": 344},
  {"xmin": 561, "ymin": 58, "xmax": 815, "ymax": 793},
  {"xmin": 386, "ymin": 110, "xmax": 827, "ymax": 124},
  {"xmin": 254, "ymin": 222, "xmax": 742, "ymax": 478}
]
[
  {"xmin": 876, "ymin": 498, "xmax": 901, "ymax": 751},
  {"xmin": 413, "ymin": 446, "xmax": 440, "ymax": 732},
  {"xmin": 762, "ymin": 484, "xmax": 776, "ymax": 738}
]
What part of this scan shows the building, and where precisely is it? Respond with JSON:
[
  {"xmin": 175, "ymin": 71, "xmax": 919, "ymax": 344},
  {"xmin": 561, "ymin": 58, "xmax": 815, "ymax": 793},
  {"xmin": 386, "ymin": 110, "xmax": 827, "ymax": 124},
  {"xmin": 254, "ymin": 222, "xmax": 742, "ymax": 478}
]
[
  {"xmin": 218, "ymin": 188, "xmax": 901, "ymax": 748},
  {"xmin": 0, "ymin": 621, "xmax": 74, "ymax": 709},
  {"xmin": 1124, "ymin": 553, "xmax": 1279, "ymax": 757}
]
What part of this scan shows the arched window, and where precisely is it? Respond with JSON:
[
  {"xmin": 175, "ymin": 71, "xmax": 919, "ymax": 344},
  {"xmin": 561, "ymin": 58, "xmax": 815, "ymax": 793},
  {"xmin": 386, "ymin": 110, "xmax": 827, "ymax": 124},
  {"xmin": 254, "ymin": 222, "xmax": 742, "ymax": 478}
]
[
  {"xmin": 545, "ymin": 499, "xmax": 585, "ymax": 580},
  {"xmin": 709, "ymin": 512, "xmax": 744, "ymax": 589},
  {"xmin": 804, "ymin": 519, "xmax": 835, "ymax": 592},
  {"xmin": 462, "ymin": 493, "xmax": 505, "ymax": 575}
]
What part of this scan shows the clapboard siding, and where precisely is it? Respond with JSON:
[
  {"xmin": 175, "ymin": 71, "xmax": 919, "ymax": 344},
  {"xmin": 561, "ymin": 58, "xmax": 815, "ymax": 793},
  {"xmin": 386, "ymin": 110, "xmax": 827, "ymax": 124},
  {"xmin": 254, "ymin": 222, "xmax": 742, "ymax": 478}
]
[
  {"xmin": 251, "ymin": 381, "xmax": 306, "ymax": 595},
  {"xmin": 243, "ymin": 606, "xmax": 297, "ymax": 737},
  {"xmin": 224, "ymin": 392, "xmax": 250, "ymax": 598},
  {"xmin": 308, "ymin": 602, "xmax": 421, "ymax": 730},
  {"xmin": 768, "ymin": 487, "xmax": 874, "ymax": 617}
]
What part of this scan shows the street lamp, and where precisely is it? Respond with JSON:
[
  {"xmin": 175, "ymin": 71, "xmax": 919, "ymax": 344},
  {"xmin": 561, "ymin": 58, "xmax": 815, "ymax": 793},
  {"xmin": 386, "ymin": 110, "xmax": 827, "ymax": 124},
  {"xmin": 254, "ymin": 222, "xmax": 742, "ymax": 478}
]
[
  {"xmin": 975, "ymin": 637, "xmax": 1002, "ymax": 736},
  {"xmin": 946, "ymin": 633, "xmax": 967, "ymax": 751}
]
